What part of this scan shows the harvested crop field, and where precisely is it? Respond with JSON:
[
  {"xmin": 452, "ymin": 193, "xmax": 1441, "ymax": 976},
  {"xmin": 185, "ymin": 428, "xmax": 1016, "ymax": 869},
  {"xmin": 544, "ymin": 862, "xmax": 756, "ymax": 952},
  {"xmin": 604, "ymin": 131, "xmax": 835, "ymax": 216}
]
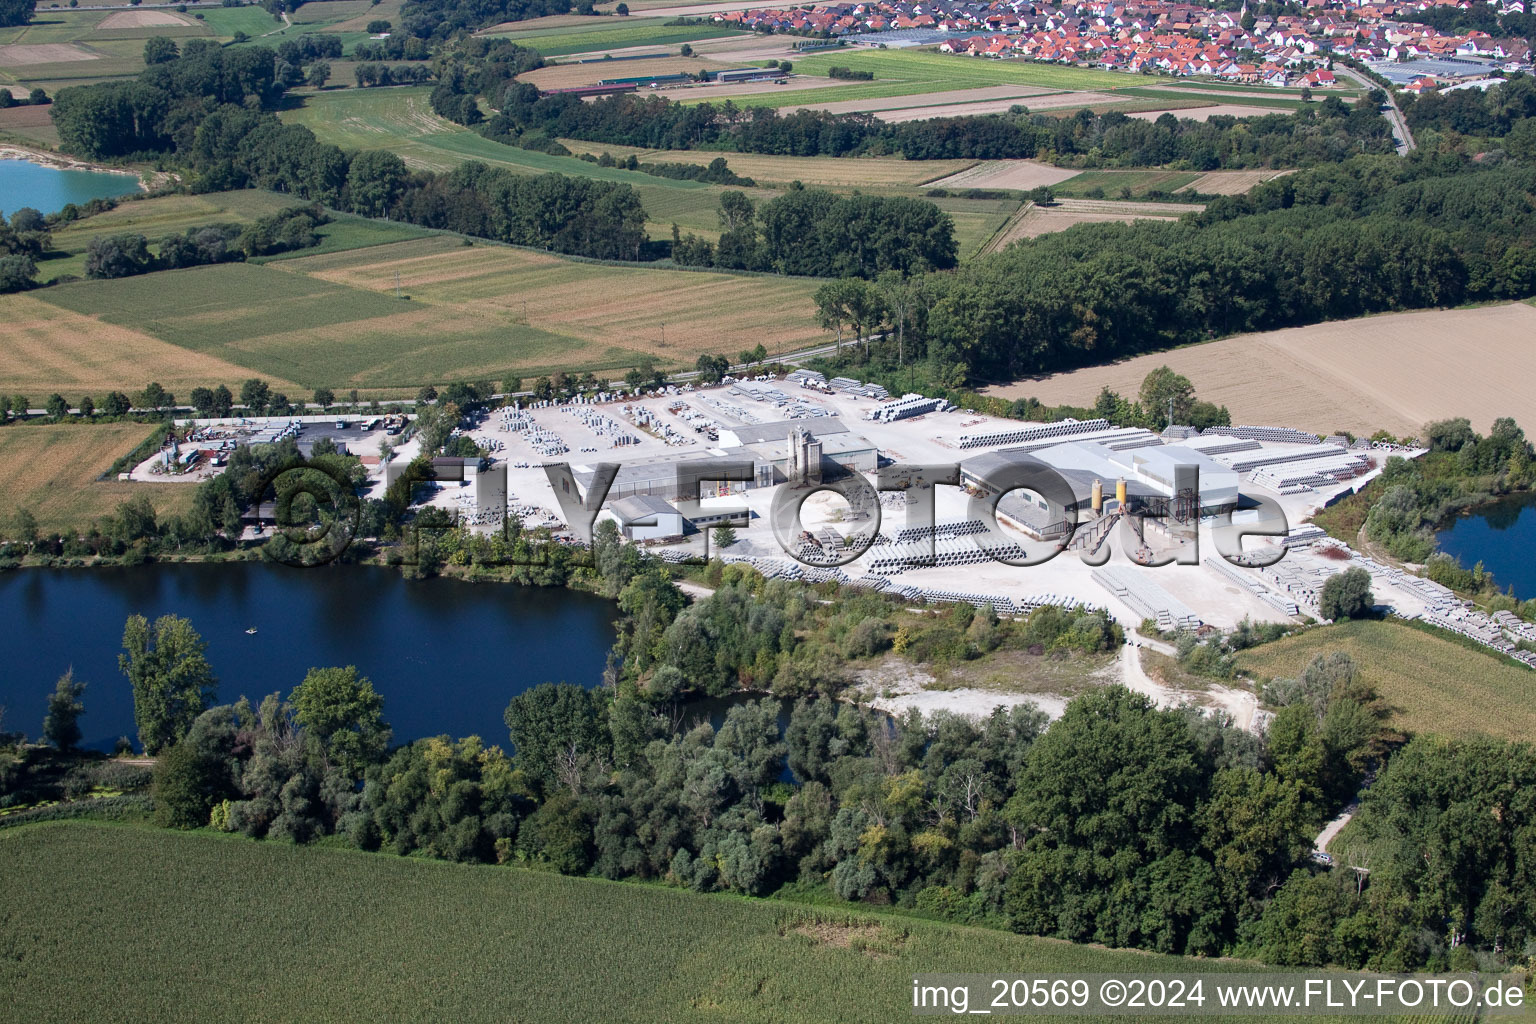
[
  {"xmin": 96, "ymin": 10, "xmax": 196, "ymax": 27},
  {"xmin": 876, "ymin": 91, "xmax": 1117, "ymax": 122},
  {"xmin": 0, "ymin": 294, "xmax": 302, "ymax": 397},
  {"xmin": 0, "ymin": 43, "xmax": 99, "ymax": 66},
  {"xmin": 519, "ymin": 56, "xmax": 734, "ymax": 91},
  {"xmin": 786, "ymin": 83, "xmax": 1055, "ymax": 116},
  {"xmin": 7, "ymin": 238, "xmax": 825, "ymax": 391},
  {"xmin": 0, "ymin": 422, "xmax": 196, "ymax": 533},
  {"xmin": 557, "ymin": 138, "xmax": 970, "ymax": 187},
  {"xmin": 664, "ymin": 74, "xmax": 858, "ymax": 99},
  {"xmin": 999, "ymin": 198, "xmax": 1192, "ymax": 241},
  {"xmin": 984, "ymin": 302, "xmax": 1536, "ymax": 437},
  {"xmin": 277, "ymin": 236, "xmax": 828, "ymax": 366},
  {"xmin": 928, "ymin": 159, "xmax": 1080, "ymax": 191},
  {"xmin": 1181, "ymin": 168, "xmax": 1293, "ymax": 195},
  {"xmin": 1129, "ymin": 103, "xmax": 1278, "ymax": 121}
]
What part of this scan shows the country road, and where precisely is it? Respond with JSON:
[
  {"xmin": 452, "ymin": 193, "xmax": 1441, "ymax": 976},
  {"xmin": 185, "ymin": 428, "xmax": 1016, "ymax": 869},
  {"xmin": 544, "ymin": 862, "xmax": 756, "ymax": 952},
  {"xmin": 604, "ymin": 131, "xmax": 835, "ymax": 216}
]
[{"xmin": 1337, "ymin": 66, "xmax": 1416, "ymax": 155}]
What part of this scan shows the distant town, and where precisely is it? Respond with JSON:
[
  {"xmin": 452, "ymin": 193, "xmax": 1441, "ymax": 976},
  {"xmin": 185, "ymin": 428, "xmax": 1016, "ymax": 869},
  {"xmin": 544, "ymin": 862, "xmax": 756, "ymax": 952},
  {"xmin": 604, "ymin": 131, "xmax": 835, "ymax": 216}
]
[{"xmin": 715, "ymin": 0, "xmax": 1531, "ymax": 88}]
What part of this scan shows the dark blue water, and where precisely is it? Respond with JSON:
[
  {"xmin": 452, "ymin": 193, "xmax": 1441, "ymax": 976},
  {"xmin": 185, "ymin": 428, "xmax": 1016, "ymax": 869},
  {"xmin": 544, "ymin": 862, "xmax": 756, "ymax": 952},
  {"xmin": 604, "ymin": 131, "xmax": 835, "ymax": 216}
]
[
  {"xmin": 1436, "ymin": 492, "xmax": 1536, "ymax": 600},
  {"xmin": 0, "ymin": 563, "xmax": 617, "ymax": 752},
  {"xmin": 0, "ymin": 158, "xmax": 142, "ymax": 216}
]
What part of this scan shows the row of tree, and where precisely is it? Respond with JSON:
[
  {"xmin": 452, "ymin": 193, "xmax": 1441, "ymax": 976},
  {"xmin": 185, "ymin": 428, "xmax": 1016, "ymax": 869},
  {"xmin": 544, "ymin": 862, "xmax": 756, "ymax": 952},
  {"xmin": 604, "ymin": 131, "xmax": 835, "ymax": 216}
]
[
  {"xmin": 48, "ymin": 44, "xmax": 650, "ymax": 263},
  {"xmin": 485, "ymin": 82, "xmax": 1392, "ymax": 168},
  {"xmin": 80, "ymin": 206, "xmax": 327, "ymax": 284},
  {"xmin": 672, "ymin": 187, "xmax": 957, "ymax": 279},
  {"xmin": 813, "ymin": 153, "xmax": 1536, "ymax": 387}
]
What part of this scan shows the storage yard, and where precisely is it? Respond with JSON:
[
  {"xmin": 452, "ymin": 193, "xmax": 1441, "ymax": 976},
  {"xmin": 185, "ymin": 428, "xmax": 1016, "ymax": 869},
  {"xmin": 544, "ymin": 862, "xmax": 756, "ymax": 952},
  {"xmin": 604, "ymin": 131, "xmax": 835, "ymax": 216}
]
[{"xmin": 153, "ymin": 366, "xmax": 1535, "ymax": 723}]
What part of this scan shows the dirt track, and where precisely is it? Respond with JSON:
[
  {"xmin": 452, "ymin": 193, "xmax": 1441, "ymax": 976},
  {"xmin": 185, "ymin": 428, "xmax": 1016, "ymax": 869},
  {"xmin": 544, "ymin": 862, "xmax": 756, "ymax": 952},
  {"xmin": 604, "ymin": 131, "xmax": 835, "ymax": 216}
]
[{"xmin": 984, "ymin": 303, "xmax": 1536, "ymax": 437}]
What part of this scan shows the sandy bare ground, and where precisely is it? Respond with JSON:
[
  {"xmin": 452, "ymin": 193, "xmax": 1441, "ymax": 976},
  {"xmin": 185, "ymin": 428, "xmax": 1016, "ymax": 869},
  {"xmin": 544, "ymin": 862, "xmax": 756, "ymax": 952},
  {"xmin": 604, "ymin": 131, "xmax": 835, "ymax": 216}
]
[
  {"xmin": 0, "ymin": 43, "xmax": 100, "ymax": 66},
  {"xmin": 97, "ymin": 9, "xmax": 196, "ymax": 27},
  {"xmin": 928, "ymin": 159, "xmax": 1080, "ymax": 191},
  {"xmin": 983, "ymin": 302, "xmax": 1536, "ymax": 437},
  {"xmin": 1129, "ymin": 103, "xmax": 1280, "ymax": 121},
  {"xmin": 521, "ymin": 55, "xmax": 733, "ymax": 90},
  {"xmin": 1181, "ymin": 168, "xmax": 1293, "ymax": 195},
  {"xmin": 686, "ymin": 34, "xmax": 807, "ymax": 60},
  {"xmin": 785, "ymin": 84, "xmax": 1055, "ymax": 116}
]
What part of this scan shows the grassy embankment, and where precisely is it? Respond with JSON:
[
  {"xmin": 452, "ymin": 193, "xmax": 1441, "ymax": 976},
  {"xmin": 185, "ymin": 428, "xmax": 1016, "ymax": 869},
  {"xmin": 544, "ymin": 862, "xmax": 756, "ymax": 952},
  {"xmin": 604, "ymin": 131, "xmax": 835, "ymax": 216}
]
[{"xmin": 1236, "ymin": 617, "xmax": 1536, "ymax": 743}]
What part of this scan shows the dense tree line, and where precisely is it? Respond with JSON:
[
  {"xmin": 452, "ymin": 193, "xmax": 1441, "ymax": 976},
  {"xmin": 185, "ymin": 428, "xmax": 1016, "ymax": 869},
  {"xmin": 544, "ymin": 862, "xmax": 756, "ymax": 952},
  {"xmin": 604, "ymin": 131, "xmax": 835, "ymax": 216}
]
[
  {"xmin": 0, "ymin": 0, "xmax": 34, "ymax": 28},
  {"xmin": 398, "ymin": 0, "xmax": 572, "ymax": 41},
  {"xmin": 0, "ymin": 83, "xmax": 47, "ymax": 109},
  {"xmin": 0, "ymin": 207, "xmax": 50, "ymax": 293},
  {"xmin": 857, "ymin": 154, "xmax": 1536, "ymax": 386},
  {"xmin": 83, "ymin": 205, "xmax": 328, "ymax": 280},
  {"xmin": 354, "ymin": 63, "xmax": 435, "ymax": 88},
  {"xmin": 1403, "ymin": 75, "xmax": 1536, "ymax": 157},
  {"xmin": 1361, "ymin": 418, "xmax": 1535, "ymax": 564},
  {"xmin": 49, "ymin": 46, "xmax": 648, "ymax": 262},
  {"xmin": 672, "ymin": 187, "xmax": 957, "ymax": 279},
  {"xmin": 347, "ymin": 658, "xmax": 1387, "ymax": 961},
  {"xmin": 581, "ymin": 151, "xmax": 755, "ymax": 186},
  {"xmin": 484, "ymin": 83, "xmax": 1391, "ymax": 168},
  {"xmin": 352, "ymin": 35, "xmax": 433, "ymax": 61}
]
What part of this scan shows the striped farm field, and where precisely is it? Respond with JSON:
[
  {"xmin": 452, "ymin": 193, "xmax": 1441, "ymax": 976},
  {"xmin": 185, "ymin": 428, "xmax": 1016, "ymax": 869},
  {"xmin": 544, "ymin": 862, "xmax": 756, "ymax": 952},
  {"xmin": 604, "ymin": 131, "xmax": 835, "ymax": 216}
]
[
  {"xmin": 1236, "ymin": 619, "xmax": 1536, "ymax": 743},
  {"xmin": 273, "ymin": 235, "xmax": 828, "ymax": 367},
  {"xmin": 0, "ymin": 292, "xmax": 304, "ymax": 397},
  {"xmin": 0, "ymin": 422, "xmax": 197, "ymax": 533},
  {"xmin": 0, "ymin": 822, "xmax": 1473, "ymax": 1024},
  {"xmin": 8, "ymin": 237, "xmax": 826, "ymax": 392}
]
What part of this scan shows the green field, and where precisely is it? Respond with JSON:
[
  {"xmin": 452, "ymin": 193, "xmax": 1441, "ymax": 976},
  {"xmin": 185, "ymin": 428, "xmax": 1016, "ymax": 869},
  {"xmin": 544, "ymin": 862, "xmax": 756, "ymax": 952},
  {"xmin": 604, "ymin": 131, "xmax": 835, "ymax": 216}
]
[
  {"xmin": 1053, "ymin": 169, "xmax": 1205, "ymax": 198},
  {"xmin": 1236, "ymin": 618, "xmax": 1536, "ymax": 742},
  {"xmin": 484, "ymin": 16, "xmax": 748, "ymax": 57},
  {"xmin": 279, "ymin": 87, "xmax": 777, "ymax": 239},
  {"xmin": 10, "ymin": 225, "xmax": 828, "ymax": 391},
  {"xmin": 684, "ymin": 50, "xmax": 1146, "ymax": 109},
  {"xmin": 36, "ymin": 261, "xmax": 601, "ymax": 389},
  {"xmin": 0, "ymin": 821, "xmax": 1470, "ymax": 1024}
]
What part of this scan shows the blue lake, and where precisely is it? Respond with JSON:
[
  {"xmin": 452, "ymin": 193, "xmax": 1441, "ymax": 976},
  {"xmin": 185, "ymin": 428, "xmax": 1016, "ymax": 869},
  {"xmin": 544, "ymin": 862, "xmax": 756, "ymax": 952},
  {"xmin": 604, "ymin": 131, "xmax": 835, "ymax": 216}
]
[
  {"xmin": 0, "ymin": 157, "xmax": 143, "ymax": 216},
  {"xmin": 0, "ymin": 563, "xmax": 617, "ymax": 752},
  {"xmin": 1436, "ymin": 492, "xmax": 1536, "ymax": 600}
]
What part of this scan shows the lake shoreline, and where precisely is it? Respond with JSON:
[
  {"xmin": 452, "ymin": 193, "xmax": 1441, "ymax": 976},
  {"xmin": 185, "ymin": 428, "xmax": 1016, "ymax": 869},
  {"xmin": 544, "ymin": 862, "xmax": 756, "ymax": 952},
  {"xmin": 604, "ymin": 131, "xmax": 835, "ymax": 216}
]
[{"xmin": 0, "ymin": 145, "xmax": 154, "ymax": 192}]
